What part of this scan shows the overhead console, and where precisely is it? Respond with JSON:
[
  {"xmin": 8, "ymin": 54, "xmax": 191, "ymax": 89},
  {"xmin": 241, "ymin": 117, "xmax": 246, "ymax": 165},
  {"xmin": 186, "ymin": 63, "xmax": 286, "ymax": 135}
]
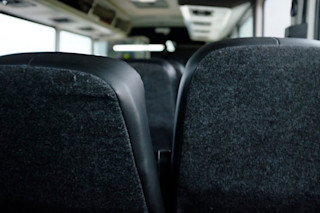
[
  {"xmin": 0, "ymin": 0, "xmax": 131, "ymax": 40},
  {"xmin": 178, "ymin": 0, "xmax": 252, "ymax": 42}
]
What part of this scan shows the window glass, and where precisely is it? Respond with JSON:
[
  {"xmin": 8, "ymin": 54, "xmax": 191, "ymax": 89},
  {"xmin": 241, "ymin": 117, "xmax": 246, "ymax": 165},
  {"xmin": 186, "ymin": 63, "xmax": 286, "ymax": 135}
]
[
  {"xmin": 94, "ymin": 41, "xmax": 108, "ymax": 56},
  {"xmin": 239, "ymin": 16, "xmax": 254, "ymax": 37},
  {"xmin": 264, "ymin": 0, "xmax": 291, "ymax": 37},
  {"xmin": 0, "ymin": 13, "xmax": 55, "ymax": 56},
  {"xmin": 59, "ymin": 31, "xmax": 92, "ymax": 54},
  {"xmin": 230, "ymin": 28, "xmax": 239, "ymax": 38}
]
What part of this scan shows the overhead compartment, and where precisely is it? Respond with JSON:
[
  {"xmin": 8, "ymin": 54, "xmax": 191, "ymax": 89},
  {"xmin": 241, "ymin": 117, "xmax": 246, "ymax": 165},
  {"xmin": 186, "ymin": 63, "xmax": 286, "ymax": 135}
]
[
  {"xmin": 0, "ymin": 0, "xmax": 132, "ymax": 40},
  {"xmin": 178, "ymin": 0, "xmax": 252, "ymax": 42},
  {"xmin": 57, "ymin": 0, "xmax": 94, "ymax": 13},
  {"xmin": 92, "ymin": 3, "xmax": 116, "ymax": 25}
]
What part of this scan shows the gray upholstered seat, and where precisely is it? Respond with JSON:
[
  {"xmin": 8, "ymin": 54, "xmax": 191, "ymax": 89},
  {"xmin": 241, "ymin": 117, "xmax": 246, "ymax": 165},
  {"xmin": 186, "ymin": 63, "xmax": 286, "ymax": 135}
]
[
  {"xmin": 126, "ymin": 59, "xmax": 179, "ymax": 211},
  {"xmin": 172, "ymin": 38, "xmax": 320, "ymax": 212},
  {"xmin": 167, "ymin": 59, "xmax": 184, "ymax": 85},
  {"xmin": 127, "ymin": 59, "xmax": 178, "ymax": 154},
  {"xmin": 0, "ymin": 53, "xmax": 164, "ymax": 213}
]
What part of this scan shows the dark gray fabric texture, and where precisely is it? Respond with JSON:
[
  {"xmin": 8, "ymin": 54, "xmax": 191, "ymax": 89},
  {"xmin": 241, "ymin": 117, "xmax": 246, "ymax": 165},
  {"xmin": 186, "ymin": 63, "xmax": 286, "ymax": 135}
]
[
  {"xmin": 0, "ymin": 65, "xmax": 147, "ymax": 212},
  {"xmin": 129, "ymin": 62, "xmax": 176, "ymax": 152},
  {"xmin": 177, "ymin": 46, "xmax": 320, "ymax": 212}
]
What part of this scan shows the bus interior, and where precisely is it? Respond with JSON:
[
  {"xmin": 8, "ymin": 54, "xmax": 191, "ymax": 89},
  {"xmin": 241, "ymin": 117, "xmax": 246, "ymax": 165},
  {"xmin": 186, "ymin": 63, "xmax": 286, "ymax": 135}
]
[{"xmin": 1, "ymin": 0, "xmax": 320, "ymax": 212}]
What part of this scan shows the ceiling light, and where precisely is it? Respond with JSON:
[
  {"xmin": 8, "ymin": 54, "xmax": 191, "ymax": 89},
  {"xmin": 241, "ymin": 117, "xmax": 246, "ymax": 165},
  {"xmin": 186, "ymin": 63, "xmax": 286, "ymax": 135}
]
[
  {"xmin": 165, "ymin": 40, "xmax": 175, "ymax": 52},
  {"xmin": 113, "ymin": 44, "xmax": 165, "ymax": 52},
  {"xmin": 130, "ymin": 0, "xmax": 157, "ymax": 3}
]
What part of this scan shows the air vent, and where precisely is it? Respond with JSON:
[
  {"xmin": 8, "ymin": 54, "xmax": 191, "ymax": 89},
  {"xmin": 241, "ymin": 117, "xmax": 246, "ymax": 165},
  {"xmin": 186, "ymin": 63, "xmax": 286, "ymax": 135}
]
[
  {"xmin": 130, "ymin": 0, "xmax": 168, "ymax": 8},
  {"xmin": 115, "ymin": 18, "xmax": 130, "ymax": 32},
  {"xmin": 191, "ymin": 9, "xmax": 212, "ymax": 16},
  {"xmin": 52, "ymin": 17, "xmax": 74, "ymax": 23},
  {"xmin": 79, "ymin": 26, "xmax": 95, "ymax": 31},
  {"xmin": 92, "ymin": 4, "xmax": 116, "ymax": 25},
  {"xmin": 57, "ymin": 0, "xmax": 93, "ymax": 13},
  {"xmin": 99, "ymin": 33, "xmax": 112, "ymax": 37},
  {"xmin": 194, "ymin": 36, "xmax": 208, "ymax": 41},
  {"xmin": 192, "ymin": 21, "xmax": 211, "ymax": 26},
  {"xmin": 194, "ymin": 30, "xmax": 210, "ymax": 33},
  {"xmin": 1, "ymin": 0, "xmax": 35, "ymax": 7}
]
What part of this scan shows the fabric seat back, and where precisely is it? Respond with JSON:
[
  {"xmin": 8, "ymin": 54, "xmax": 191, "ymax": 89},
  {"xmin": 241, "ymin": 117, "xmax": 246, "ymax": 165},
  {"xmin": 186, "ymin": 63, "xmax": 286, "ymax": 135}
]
[
  {"xmin": 173, "ymin": 38, "xmax": 320, "ymax": 212},
  {"xmin": 0, "ymin": 53, "xmax": 164, "ymax": 213},
  {"xmin": 127, "ymin": 59, "xmax": 178, "ymax": 154}
]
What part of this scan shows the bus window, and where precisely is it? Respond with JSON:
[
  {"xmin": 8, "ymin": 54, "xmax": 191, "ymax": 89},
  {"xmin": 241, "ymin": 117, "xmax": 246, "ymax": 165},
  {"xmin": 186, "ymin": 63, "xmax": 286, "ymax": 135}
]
[
  {"xmin": 93, "ymin": 41, "xmax": 108, "ymax": 57},
  {"xmin": 264, "ymin": 0, "xmax": 292, "ymax": 37},
  {"xmin": 59, "ymin": 31, "xmax": 92, "ymax": 54},
  {"xmin": 239, "ymin": 15, "xmax": 254, "ymax": 37},
  {"xmin": 0, "ymin": 13, "xmax": 55, "ymax": 56}
]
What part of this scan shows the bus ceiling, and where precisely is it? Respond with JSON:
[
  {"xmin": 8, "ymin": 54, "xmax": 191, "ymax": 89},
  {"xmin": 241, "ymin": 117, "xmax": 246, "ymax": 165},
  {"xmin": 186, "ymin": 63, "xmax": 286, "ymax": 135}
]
[{"xmin": 0, "ymin": 0, "xmax": 319, "ymax": 43}]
